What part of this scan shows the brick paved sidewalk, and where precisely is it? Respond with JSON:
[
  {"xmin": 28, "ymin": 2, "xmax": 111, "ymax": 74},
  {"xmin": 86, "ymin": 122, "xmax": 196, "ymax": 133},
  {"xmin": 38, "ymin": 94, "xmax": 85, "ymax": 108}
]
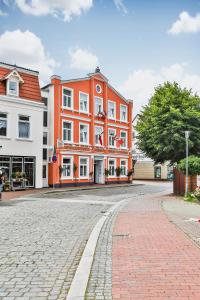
[{"xmin": 112, "ymin": 193, "xmax": 200, "ymax": 300}]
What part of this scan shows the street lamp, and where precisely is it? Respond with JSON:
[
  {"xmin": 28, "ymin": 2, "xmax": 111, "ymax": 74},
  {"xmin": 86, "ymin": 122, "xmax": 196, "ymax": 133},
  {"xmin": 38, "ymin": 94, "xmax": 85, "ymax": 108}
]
[{"xmin": 185, "ymin": 131, "xmax": 190, "ymax": 195}]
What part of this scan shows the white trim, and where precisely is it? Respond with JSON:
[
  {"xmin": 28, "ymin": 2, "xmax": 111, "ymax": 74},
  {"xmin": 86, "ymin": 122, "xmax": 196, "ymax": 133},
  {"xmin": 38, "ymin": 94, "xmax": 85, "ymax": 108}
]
[
  {"xmin": 120, "ymin": 158, "xmax": 128, "ymax": 177},
  {"xmin": 108, "ymin": 100, "xmax": 116, "ymax": 120},
  {"xmin": 62, "ymin": 119, "xmax": 73, "ymax": 144},
  {"xmin": 61, "ymin": 113, "xmax": 91, "ymax": 122},
  {"xmin": 107, "ymin": 123, "xmax": 129, "ymax": 129},
  {"xmin": 61, "ymin": 155, "xmax": 74, "ymax": 180},
  {"xmin": 62, "ymin": 86, "xmax": 74, "ymax": 110},
  {"xmin": 60, "ymin": 151, "xmax": 129, "ymax": 158},
  {"xmin": 108, "ymin": 158, "xmax": 116, "ymax": 178},
  {"xmin": 79, "ymin": 91, "xmax": 89, "ymax": 114},
  {"xmin": 0, "ymin": 95, "xmax": 44, "ymax": 109},
  {"xmin": 79, "ymin": 156, "xmax": 89, "ymax": 179},
  {"xmin": 108, "ymin": 128, "xmax": 116, "ymax": 148},
  {"xmin": 4, "ymin": 69, "xmax": 24, "ymax": 83},
  {"xmin": 120, "ymin": 130, "xmax": 128, "ymax": 149},
  {"xmin": 79, "ymin": 122, "xmax": 89, "ymax": 145},
  {"xmin": 120, "ymin": 104, "xmax": 128, "ymax": 122},
  {"xmin": 94, "ymin": 120, "xmax": 104, "ymax": 125},
  {"xmin": 6, "ymin": 79, "xmax": 19, "ymax": 97}
]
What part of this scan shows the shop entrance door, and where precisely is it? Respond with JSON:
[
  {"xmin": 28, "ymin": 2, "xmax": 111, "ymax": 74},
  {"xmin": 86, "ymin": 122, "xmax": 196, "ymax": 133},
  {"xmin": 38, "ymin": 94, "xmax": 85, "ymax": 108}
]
[{"xmin": 94, "ymin": 158, "xmax": 104, "ymax": 184}]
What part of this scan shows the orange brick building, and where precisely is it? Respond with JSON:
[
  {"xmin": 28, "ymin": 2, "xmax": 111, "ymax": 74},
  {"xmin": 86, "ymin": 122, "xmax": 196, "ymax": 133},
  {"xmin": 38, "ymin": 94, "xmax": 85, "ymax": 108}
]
[{"xmin": 42, "ymin": 68, "xmax": 133, "ymax": 187}]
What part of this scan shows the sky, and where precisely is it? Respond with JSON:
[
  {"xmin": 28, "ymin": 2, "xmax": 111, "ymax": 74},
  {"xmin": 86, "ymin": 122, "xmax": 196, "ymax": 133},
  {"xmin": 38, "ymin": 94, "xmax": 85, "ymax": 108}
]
[{"xmin": 0, "ymin": 0, "xmax": 200, "ymax": 115}]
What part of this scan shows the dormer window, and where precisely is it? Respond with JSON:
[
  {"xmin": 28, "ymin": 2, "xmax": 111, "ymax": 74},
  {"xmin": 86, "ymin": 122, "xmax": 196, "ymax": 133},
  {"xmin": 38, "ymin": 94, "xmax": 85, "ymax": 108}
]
[{"xmin": 8, "ymin": 80, "xmax": 18, "ymax": 96}]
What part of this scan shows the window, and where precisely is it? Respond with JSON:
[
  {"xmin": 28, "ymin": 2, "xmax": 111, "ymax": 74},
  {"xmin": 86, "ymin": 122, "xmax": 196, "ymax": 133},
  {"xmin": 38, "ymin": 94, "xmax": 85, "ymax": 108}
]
[
  {"xmin": 96, "ymin": 84, "xmax": 102, "ymax": 93},
  {"xmin": 120, "ymin": 131, "xmax": 127, "ymax": 148},
  {"xmin": 62, "ymin": 157, "xmax": 73, "ymax": 178},
  {"xmin": 108, "ymin": 129, "xmax": 116, "ymax": 147},
  {"xmin": 108, "ymin": 101, "xmax": 116, "ymax": 120},
  {"xmin": 7, "ymin": 80, "xmax": 18, "ymax": 96},
  {"xmin": 95, "ymin": 126, "xmax": 103, "ymax": 145},
  {"xmin": 62, "ymin": 88, "xmax": 73, "ymax": 109},
  {"xmin": 80, "ymin": 124, "xmax": 89, "ymax": 144},
  {"xmin": 43, "ymin": 148, "xmax": 47, "ymax": 160},
  {"xmin": 154, "ymin": 166, "xmax": 161, "ymax": 179},
  {"xmin": 79, "ymin": 157, "xmax": 89, "ymax": 178},
  {"xmin": 18, "ymin": 115, "xmax": 30, "ymax": 139},
  {"xmin": 95, "ymin": 97, "xmax": 103, "ymax": 115},
  {"xmin": 42, "ymin": 97, "xmax": 48, "ymax": 106},
  {"xmin": 43, "ymin": 132, "xmax": 48, "ymax": 145},
  {"xmin": 79, "ymin": 92, "xmax": 89, "ymax": 113},
  {"xmin": 43, "ymin": 165, "xmax": 47, "ymax": 179},
  {"xmin": 108, "ymin": 159, "xmax": 116, "ymax": 176},
  {"xmin": 120, "ymin": 105, "xmax": 127, "ymax": 122},
  {"xmin": 43, "ymin": 111, "xmax": 48, "ymax": 127},
  {"xmin": 121, "ymin": 160, "xmax": 128, "ymax": 176},
  {"xmin": 63, "ymin": 121, "xmax": 73, "ymax": 143},
  {"xmin": 0, "ymin": 113, "xmax": 7, "ymax": 137}
]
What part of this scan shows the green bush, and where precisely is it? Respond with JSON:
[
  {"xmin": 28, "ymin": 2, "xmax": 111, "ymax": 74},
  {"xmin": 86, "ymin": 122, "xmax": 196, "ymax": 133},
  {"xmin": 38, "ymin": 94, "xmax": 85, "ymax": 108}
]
[{"xmin": 178, "ymin": 155, "xmax": 200, "ymax": 176}]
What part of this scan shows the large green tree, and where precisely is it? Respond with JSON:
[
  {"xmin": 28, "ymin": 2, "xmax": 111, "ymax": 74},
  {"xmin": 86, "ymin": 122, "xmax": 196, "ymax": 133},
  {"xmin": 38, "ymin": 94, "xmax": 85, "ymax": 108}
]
[{"xmin": 136, "ymin": 82, "xmax": 200, "ymax": 164}]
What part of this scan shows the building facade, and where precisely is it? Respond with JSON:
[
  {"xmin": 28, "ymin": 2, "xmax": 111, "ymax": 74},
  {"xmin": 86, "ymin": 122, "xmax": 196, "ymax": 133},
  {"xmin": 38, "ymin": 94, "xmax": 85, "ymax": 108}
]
[
  {"xmin": 0, "ymin": 62, "xmax": 46, "ymax": 189},
  {"xmin": 42, "ymin": 68, "xmax": 133, "ymax": 187}
]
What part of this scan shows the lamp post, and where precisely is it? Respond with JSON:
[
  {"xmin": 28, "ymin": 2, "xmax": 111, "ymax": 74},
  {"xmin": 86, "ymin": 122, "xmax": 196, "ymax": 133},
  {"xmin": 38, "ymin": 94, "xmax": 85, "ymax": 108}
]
[{"xmin": 185, "ymin": 131, "xmax": 190, "ymax": 195}]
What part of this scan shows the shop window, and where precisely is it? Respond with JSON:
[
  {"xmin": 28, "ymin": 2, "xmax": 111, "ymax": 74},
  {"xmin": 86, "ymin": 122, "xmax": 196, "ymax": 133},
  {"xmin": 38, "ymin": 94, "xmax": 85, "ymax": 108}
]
[
  {"xmin": 62, "ymin": 157, "xmax": 73, "ymax": 178},
  {"xmin": 154, "ymin": 166, "xmax": 161, "ymax": 179},
  {"xmin": 79, "ymin": 92, "xmax": 89, "ymax": 113},
  {"xmin": 63, "ymin": 88, "xmax": 73, "ymax": 109},
  {"xmin": 63, "ymin": 121, "xmax": 73, "ymax": 142},
  {"xmin": 79, "ymin": 157, "xmax": 88, "ymax": 177},
  {"xmin": 120, "ymin": 160, "xmax": 128, "ymax": 176},
  {"xmin": 0, "ymin": 113, "xmax": 7, "ymax": 137},
  {"xmin": 18, "ymin": 115, "xmax": 30, "ymax": 139},
  {"xmin": 108, "ymin": 159, "xmax": 116, "ymax": 176}
]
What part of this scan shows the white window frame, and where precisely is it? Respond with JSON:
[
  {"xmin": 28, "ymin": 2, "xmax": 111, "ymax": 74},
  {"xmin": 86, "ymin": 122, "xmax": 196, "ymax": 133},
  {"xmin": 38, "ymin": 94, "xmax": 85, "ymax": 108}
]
[
  {"xmin": 120, "ymin": 104, "xmax": 128, "ymax": 122},
  {"xmin": 6, "ymin": 79, "xmax": 19, "ymax": 97},
  {"xmin": 62, "ymin": 120, "xmax": 73, "ymax": 143},
  {"xmin": 108, "ymin": 128, "xmax": 116, "ymax": 148},
  {"xmin": 95, "ymin": 96, "xmax": 103, "ymax": 115},
  {"xmin": 120, "ymin": 130, "xmax": 127, "ymax": 149},
  {"xmin": 0, "ymin": 112, "xmax": 7, "ymax": 137},
  {"xmin": 95, "ymin": 126, "xmax": 104, "ymax": 146},
  {"xmin": 79, "ymin": 123, "xmax": 89, "ymax": 145},
  {"xmin": 108, "ymin": 158, "xmax": 116, "ymax": 178},
  {"xmin": 62, "ymin": 87, "xmax": 74, "ymax": 110},
  {"xmin": 120, "ymin": 159, "xmax": 128, "ymax": 177},
  {"xmin": 79, "ymin": 156, "xmax": 89, "ymax": 179},
  {"xmin": 108, "ymin": 100, "xmax": 116, "ymax": 120},
  {"xmin": 62, "ymin": 156, "xmax": 73, "ymax": 179},
  {"xmin": 79, "ymin": 92, "xmax": 89, "ymax": 114},
  {"xmin": 18, "ymin": 115, "xmax": 30, "ymax": 140}
]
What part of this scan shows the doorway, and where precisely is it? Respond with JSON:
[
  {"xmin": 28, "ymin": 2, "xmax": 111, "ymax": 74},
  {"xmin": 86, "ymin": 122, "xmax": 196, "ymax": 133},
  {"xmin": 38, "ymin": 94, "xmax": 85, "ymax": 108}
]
[{"xmin": 94, "ymin": 158, "xmax": 104, "ymax": 184}]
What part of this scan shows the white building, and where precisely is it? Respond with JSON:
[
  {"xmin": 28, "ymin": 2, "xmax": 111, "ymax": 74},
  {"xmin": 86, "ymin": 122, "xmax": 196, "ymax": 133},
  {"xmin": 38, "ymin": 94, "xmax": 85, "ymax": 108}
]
[{"xmin": 0, "ymin": 62, "xmax": 46, "ymax": 189}]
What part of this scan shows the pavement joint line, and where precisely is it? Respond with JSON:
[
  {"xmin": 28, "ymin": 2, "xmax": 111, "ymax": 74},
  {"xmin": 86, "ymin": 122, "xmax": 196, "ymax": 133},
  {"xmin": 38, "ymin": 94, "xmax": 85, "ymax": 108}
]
[
  {"xmin": 13, "ymin": 197, "xmax": 115, "ymax": 205},
  {"xmin": 66, "ymin": 197, "xmax": 129, "ymax": 300}
]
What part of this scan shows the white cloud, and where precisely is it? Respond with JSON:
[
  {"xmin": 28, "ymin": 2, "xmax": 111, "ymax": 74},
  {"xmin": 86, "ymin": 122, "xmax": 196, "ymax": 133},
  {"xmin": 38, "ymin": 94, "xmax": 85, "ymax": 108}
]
[
  {"xmin": 168, "ymin": 11, "xmax": 200, "ymax": 35},
  {"xmin": 15, "ymin": 0, "xmax": 93, "ymax": 21},
  {"xmin": 0, "ymin": 30, "xmax": 56, "ymax": 82},
  {"xmin": 68, "ymin": 48, "xmax": 99, "ymax": 71},
  {"xmin": 119, "ymin": 63, "xmax": 200, "ymax": 115},
  {"xmin": 113, "ymin": 0, "xmax": 127, "ymax": 14},
  {"xmin": 0, "ymin": 9, "xmax": 8, "ymax": 16}
]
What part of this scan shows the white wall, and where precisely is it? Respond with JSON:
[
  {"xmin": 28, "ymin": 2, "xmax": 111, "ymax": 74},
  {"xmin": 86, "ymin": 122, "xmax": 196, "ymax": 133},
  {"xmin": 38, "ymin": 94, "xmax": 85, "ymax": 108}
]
[{"xmin": 0, "ymin": 96, "xmax": 44, "ymax": 188}]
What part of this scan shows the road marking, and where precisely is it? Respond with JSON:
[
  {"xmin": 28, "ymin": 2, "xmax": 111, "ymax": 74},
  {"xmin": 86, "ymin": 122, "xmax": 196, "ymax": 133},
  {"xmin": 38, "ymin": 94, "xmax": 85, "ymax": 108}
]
[
  {"xmin": 66, "ymin": 198, "xmax": 129, "ymax": 300},
  {"xmin": 16, "ymin": 197, "xmax": 115, "ymax": 205}
]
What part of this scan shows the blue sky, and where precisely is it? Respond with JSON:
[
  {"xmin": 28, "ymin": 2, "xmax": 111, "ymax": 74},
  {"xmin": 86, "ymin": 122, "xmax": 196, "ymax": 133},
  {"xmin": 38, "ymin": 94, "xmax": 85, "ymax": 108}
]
[{"xmin": 0, "ymin": 0, "xmax": 200, "ymax": 114}]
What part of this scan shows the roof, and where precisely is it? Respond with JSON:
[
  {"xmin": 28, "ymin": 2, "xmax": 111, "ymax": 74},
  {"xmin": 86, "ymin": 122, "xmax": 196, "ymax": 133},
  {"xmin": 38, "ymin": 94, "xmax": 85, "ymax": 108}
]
[
  {"xmin": 0, "ymin": 64, "xmax": 42, "ymax": 102},
  {"xmin": 0, "ymin": 62, "xmax": 39, "ymax": 75}
]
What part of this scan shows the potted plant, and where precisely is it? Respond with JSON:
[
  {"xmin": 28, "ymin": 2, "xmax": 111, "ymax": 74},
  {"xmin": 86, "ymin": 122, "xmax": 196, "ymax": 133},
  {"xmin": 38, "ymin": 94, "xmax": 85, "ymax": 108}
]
[
  {"xmin": 104, "ymin": 168, "xmax": 110, "ymax": 184},
  {"xmin": 89, "ymin": 171, "xmax": 94, "ymax": 184},
  {"xmin": 4, "ymin": 181, "xmax": 11, "ymax": 192},
  {"xmin": 115, "ymin": 167, "xmax": 122, "ymax": 184}
]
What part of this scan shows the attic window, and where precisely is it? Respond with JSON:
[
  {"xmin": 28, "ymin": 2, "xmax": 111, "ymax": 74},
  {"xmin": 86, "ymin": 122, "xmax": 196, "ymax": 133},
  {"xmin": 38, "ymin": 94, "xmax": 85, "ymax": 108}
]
[{"xmin": 7, "ymin": 80, "xmax": 19, "ymax": 97}]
